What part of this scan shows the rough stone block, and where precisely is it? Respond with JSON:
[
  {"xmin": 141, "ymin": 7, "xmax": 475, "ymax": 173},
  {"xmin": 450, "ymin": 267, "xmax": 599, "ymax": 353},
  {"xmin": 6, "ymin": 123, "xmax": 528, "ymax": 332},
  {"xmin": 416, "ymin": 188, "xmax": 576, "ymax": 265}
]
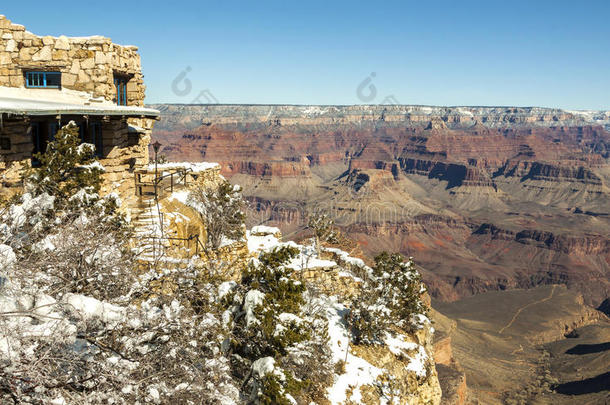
[
  {"xmin": 18, "ymin": 47, "xmax": 31, "ymax": 61},
  {"xmin": 41, "ymin": 35, "xmax": 54, "ymax": 45},
  {"xmin": 69, "ymin": 60, "xmax": 80, "ymax": 74},
  {"xmin": 77, "ymin": 69, "xmax": 90, "ymax": 83},
  {"xmin": 62, "ymin": 73, "xmax": 77, "ymax": 86},
  {"xmin": 81, "ymin": 57, "xmax": 95, "ymax": 69},
  {"xmin": 4, "ymin": 39, "xmax": 16, "ymax": 52},
  {"xmin": 52, "ymin": 49, "xmax": 68, "ymax": 60},
  {"xmin": 0, "ymin": 52, "xmax": 11, "ymax": 65},
  {"xmin": 8, "ymin": 74, "xmax": 22, "ymax": 86},
  {"xmin": 32, "ymin": 46, "xmax": 52, "ymax": 61},
  {"xmin": 54, "ymin": 35, "xmax": 70, "ymax": 50}
]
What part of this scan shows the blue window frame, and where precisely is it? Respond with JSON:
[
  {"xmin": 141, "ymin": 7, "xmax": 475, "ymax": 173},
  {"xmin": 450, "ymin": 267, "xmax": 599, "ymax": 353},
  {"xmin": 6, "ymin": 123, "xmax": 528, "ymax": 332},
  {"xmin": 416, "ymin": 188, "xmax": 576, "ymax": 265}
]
[
  {"xmin": 114, "ymin": 75, "xmax": 129, "ymax": 105},
  {"xmin": 25, "ymin": 71, "xmax": 61, "ymax": 88}
]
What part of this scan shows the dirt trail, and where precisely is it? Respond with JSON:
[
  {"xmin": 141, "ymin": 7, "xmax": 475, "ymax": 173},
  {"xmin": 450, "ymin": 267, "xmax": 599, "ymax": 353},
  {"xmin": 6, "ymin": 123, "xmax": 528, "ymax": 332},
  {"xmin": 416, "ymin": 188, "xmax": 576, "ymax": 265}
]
[{"xmin": 498, "ymin": 285, "xmax": 557, "ymax": 335}]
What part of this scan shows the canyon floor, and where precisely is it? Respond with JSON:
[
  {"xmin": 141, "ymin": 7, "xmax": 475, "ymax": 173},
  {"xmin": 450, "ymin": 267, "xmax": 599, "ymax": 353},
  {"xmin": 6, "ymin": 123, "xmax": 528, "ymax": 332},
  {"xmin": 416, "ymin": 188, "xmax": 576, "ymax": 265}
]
[
  {"xmin": 150, "ymin": 104, "xmax": 610, "ymax": 403},
  {"xmin": 433, "ymin": 285, "xmax": 609, "ymax": 404}
]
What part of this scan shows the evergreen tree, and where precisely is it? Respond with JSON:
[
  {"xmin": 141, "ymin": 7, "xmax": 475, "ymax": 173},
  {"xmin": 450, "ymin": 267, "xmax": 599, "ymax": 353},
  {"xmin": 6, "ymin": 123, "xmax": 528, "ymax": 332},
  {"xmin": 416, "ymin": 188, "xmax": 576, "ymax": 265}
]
[
  {"xmin": 348, "ymin": 252, "xmax": 428, "ymax": 344},
  {"xmin": 12, "ymin": 121, "xmax": 132, "ymax": 299},
  {"xmin": 225, "ymin": 246, "xmax": 332, "ymax": 404},
  {"xmin": 23, "ymin": 121, "xmax": 104, "ymax": 207}
]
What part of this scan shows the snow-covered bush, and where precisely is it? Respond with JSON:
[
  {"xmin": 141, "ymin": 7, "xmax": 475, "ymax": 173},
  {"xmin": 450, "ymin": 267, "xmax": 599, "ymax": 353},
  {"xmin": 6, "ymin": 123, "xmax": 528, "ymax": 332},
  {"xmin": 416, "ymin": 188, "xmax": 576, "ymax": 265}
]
[
  {"xmin": 187, "ymin": 179, "xmax": 245, "ymax": 252},
  {"xmin": 224, "ymin": 246, "xmax": 334, "ymax": 404},
  {"xmin": 348, "ymin": 252, "xmax": 428, "ymax": 345},
  {"xmin": 0, "ymin": 123, "xmax": 134, "ymax": 302},
  {"xmin": 0, "ymin": 262, "xmax": 240, "ymax": 403},
  {"xmin": 307, "ymin": 210, "xmax": 339, "ymax": 256}
]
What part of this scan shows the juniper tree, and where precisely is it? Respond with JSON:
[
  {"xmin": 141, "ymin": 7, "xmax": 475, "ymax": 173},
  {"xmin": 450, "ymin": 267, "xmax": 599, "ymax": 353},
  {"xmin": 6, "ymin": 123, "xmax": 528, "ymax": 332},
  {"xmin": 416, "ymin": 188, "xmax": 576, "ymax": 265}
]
[
  {"xmin": 348, "ymin": 252, "xmax": 428, "ymax": 345},
  {"xmin": 8, "ymin": 121, "xmax": 134, "ymax": 300},
  {"xmin": 224, "ymin": 246, "xmax": 333, "ymax": 404},
  {"xmin": 23, "ymin": 121, "xmax": 104, "ymax": 207}
]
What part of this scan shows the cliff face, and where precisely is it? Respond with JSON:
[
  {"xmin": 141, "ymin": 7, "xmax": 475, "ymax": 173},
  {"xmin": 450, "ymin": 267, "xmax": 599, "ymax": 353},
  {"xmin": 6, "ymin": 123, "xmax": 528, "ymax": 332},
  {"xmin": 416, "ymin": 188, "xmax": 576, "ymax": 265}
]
[{"xmin": 150, "ymin": 104, "xmax": 610, "ymax": 307}]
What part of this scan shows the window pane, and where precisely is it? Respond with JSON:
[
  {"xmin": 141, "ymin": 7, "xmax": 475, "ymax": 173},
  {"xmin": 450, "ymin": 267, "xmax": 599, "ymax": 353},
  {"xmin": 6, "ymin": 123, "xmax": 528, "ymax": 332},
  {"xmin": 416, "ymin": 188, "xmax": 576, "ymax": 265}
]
[
  {"xmin": 45, "ymin": 72, "xmax": 61, "ymax": 88},
  {"xmin": 114, "ymin": 75, "xmax": 129, "ymax": 105},
  {"xmin": 49, "ymin": 123, "xmax": 58, "ymax": 141}
]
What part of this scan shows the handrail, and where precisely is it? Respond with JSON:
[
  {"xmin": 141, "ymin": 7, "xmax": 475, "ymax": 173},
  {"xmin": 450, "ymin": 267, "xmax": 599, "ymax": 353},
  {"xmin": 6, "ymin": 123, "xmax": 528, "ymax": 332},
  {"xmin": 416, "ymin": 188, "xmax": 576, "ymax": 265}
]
[
  {"xmin": 155, "ymin": 167, "xmax": 193, "ymax": 182},
  {"xmin": 140, "ymin": 234, "xmax": 203, "ymax": 255},
  {"xmin": 135, "ymin": 167, "xmax": 194, "ymax": 197}
]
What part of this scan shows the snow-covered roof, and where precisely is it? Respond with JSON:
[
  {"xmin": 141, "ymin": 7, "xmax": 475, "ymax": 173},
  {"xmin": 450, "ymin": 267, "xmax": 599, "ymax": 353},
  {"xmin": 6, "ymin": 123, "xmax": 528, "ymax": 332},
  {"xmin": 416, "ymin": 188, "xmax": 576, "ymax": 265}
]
[{"xmin": 0, "ymin": 87, "xmax": 159, "ymax": 118}]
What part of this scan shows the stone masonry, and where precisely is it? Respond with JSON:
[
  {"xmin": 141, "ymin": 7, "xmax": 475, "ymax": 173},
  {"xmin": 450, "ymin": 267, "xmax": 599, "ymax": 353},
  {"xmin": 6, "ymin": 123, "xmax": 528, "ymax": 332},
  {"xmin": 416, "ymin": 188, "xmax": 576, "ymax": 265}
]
[
  {"xmin": 0, "ymin": 15, "xmax": 146, "ymax": 105},
  {"xmin": 0, "ymin": 15, "xmax": 158, "ymax": 210}
]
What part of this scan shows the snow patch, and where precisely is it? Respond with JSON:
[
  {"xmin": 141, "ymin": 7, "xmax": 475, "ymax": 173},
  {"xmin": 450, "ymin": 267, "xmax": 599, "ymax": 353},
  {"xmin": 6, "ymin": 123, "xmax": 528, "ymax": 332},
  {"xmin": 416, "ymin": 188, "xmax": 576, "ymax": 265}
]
[
  {"xmin": 244, "ymin": 289, "xmax": 265, "ymax": 326},
  {"xmin": 250, "ymin": 225, "xmax": 281, "ymax": 236},
  {"xmin": 147, "ymin": 162, "xmax": 220, "ymax": 173},
  {"xmin": 63, "ymin": 294, "xmax": 125, "ymax": 325}
]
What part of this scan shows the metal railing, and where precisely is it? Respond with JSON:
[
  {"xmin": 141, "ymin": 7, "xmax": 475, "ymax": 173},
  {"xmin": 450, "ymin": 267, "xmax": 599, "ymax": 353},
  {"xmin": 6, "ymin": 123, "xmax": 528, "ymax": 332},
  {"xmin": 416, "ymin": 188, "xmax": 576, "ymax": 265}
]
[
  {"xmin": 134, "ymin": 167, "xmax": 193, "ymax": 198},
  {"xmin": 140, "ymin": 234, "xmax": 205, "ymax": 256}
]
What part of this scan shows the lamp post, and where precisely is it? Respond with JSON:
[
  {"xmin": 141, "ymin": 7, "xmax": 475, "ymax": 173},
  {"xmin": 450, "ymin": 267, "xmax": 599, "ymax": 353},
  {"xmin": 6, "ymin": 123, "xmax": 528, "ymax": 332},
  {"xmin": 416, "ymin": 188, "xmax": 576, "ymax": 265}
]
[{"xmin": 152, "ymin": 141, "xmax": 161, "ymax": 199}]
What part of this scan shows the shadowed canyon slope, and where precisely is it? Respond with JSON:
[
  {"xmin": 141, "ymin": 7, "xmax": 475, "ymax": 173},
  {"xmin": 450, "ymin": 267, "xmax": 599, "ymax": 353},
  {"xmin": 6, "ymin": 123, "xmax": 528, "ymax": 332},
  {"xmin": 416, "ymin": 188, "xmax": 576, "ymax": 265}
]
[{"xmin": 150, "ymin": 104, "xmax": 610, "ymax": 307}]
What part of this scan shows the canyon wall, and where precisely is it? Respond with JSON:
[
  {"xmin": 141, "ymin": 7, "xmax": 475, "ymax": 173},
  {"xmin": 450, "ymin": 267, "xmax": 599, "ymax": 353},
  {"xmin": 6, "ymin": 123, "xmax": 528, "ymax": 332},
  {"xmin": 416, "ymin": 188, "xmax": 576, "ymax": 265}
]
[{"xmin": 150, "ymin": 104, "xmax": 610, "ymax": 307}]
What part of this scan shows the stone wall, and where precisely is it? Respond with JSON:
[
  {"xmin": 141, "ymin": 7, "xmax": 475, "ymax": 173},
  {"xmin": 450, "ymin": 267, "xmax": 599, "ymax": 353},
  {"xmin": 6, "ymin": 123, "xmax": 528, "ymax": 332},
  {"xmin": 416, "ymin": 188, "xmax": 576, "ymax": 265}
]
[
  {"xmin": 0, "ymin": 15, "xmax": 146, "ymax": 106},
  {"xmin": 0, "ymin": 115, "xmax": 152, "ymax": 207}
]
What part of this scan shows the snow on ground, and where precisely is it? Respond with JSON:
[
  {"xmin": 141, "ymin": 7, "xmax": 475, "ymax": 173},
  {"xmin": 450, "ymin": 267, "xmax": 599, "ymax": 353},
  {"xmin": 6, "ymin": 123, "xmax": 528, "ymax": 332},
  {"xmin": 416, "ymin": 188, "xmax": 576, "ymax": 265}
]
[
  {"xmin": 250, "ymin": 225, "xmax": 281, "ymax": 236},
  {"xmin": 322, "ymin": 297, "xmax": 431, "ymax": 403},
  {"xmin": 246, "ymin": 230, "xmax": 337, "ymax": 271},
  {"xmin": 246, "ymin": 230, "xmax": 281, "ymax": 252},
  {"xmin": 323, "ymin": 247, "xmax": 368, "ymax": 269},
  {"xmin": 168, "ymin": 190, "xmax": 189, "ymax": 205},
  {"xmin": 383, "ymin": 333, "xmax": 428, "ymax": 378},
  {"xmin": 324, "ymin": 296, "xmax": 384, "ymax": 404},
  {"xmin": 63, "ymin": 293, "xmax": 125, "ymax": 325}
]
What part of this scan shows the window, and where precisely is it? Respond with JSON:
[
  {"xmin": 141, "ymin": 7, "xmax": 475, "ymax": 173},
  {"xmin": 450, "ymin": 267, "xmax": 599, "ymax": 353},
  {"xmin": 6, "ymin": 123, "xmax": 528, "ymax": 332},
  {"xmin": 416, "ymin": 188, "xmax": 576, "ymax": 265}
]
[
  {"xmin": 25, "ymin": 71, "xmax": 61, "ymax": 88},
  {"xmin": 31, "ymin": 122, "xmax": 59, "ymax": 166},
  {"xmin": 114, "ymin": 75, "xmax": 129, "ymax": 106},
  {"xmin": 0, "ymin": 137, "xmax": 10, "ymax": 150},
  {"xmin": 31, "ymin": 122, "xmax": 42, "ymax": 166},
  {"xmin": 89, "ymin": 122, "xmax": 103, "ymax": 157},
  {"xmin": 49, "ymin": 122, "xmax": 58, "ymax": 142}
]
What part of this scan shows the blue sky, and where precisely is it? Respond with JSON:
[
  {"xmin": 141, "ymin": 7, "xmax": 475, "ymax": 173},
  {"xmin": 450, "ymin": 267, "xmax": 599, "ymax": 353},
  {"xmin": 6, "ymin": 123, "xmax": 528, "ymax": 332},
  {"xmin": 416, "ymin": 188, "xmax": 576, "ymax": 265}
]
[{"xmin": 3, "ymin": 0, "xmax": 609, "ymax": 109}]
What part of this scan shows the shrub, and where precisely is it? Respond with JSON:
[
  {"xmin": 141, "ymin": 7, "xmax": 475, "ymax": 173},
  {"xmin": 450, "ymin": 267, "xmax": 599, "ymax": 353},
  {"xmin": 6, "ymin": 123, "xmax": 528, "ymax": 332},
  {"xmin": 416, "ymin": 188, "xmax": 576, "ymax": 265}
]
[
  {"xmin": 187, "ymin": 180, "xmax": 245, "ymax": 252},
  {"xmin": 226, "ymin": 246, "xmax": 333, "ymax": 403},
  {"xmin": 348, "ymin": 252, "xmax": 428, "ymax": 345},
  {"xmin": 23, "ymin": 121, "xmax": 104, "ymax": 208}
]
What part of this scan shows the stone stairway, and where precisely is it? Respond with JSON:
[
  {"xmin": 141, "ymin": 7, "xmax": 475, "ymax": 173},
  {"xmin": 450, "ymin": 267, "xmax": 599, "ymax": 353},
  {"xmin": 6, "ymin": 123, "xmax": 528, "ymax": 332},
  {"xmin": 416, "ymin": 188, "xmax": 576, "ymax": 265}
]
[{"xmin": 130, "ymin": 196, "xmax": 173, "ymax": 264}]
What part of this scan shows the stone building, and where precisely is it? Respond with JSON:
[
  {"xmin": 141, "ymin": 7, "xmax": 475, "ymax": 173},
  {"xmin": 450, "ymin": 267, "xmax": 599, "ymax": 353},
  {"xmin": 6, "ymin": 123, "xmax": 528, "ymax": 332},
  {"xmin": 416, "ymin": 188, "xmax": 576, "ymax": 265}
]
[{"xmin": 0, "ymin": 15, "xmax": 159, "ymax": 208}]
